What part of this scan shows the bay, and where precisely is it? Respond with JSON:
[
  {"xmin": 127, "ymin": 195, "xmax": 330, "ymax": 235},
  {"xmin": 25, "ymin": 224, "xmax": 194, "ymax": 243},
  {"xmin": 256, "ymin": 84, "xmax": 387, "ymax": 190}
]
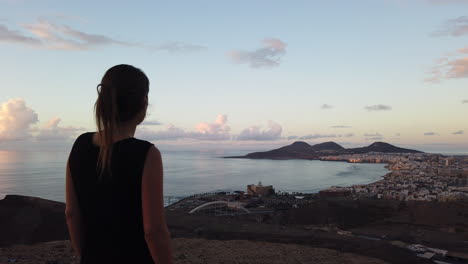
[{"xmin": 0, "ymin": 149, "xmax": 389, "ymax": 206}]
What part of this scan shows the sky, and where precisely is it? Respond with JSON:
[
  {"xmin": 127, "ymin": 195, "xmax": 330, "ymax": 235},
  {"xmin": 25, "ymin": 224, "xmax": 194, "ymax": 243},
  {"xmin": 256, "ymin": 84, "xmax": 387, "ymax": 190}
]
[{"xmin": 0, "ymin": 0, "xmax": 467, "ymax": 152}]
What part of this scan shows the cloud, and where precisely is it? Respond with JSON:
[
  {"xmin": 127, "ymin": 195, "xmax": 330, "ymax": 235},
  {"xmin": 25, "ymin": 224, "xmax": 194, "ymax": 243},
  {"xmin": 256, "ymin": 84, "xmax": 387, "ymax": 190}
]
[
  {"xmin": 0, "ymin": 99, "xmax": 81, "ymax": 144},
  {"xmin": 1, "ymin": 19, "xmax": 205, "ymax": 53},
  {"xmin": 395, "ymin": 133, "xmax": 401, "ymax": 136},
  {"xmin": 0, "ymin": 98, "xmax": 38, "ymax": 141},
  {"xmin": 137, "ymin": 115, "xmax": 231, "ymax": 141},
  {"xmin": 364, "ymin": 133, "xmax": 383, "ymax": 137},
  {"xmin": 137, "ymin": 124, "xmax": 187, "ymax": 141},
  {"xmin": 228, "ymin": 38, "xmax": 287, "ymax": 68},
  {"xmin": 424, "ymin": 132, "xmax": 438, "ymax": 136},
  {"xmin": 299, "ymin": 133, "xmax": 354, "ymax": 140},
  {"xmin": 463, "ymin": 99, "xmax": 468, "ymax": 103},
  {"xmin": 459, "ymin": 46, "xmax": 468, "ymax": 54},
  {"xmin": 425, "ymin": 0, "xmax": 468, "ymax": 4},
  {"xmin": 321, "ymin": 104, "xmax": 333, "ymax": 109},
  {"xmin": 141, "ymin": 120, "xmax": 162, "ymax": 126},
  {"xmin": 445, "ymin": 58, "xmax": 468, "ymax": 78},
  {"xmin": 427, "ymin": 56, "xmax": 468, "ymax": 82},
  {"xmin": 23, "ymin": 19, "xmax": 129, "ymax": 50},
  {"xmin": 193, "ymin": 114, "xmax": 231, "ymax": 140},
  {"xmin": 237, "ymin": 120, "xmax": 283, "ymax": 141},
  {"xmin": 36, "ymin": 117, "xmax": 84, "ymax": 141},
  {"xmin": 364, "ymin": 133, "xmax": 383, "ymax": 140},
  {"xmin": 432, "ymin": 16, "xmax": 468, "ymax": 37},
  {"xmin": 300, "ymin": 134, "xmax": 337, "ymax": 140},
  {"xmin": 0, "ymin": 24, "xmax": 42, "ymax": 45},
  {"xmin": 287, "ymin": 135, "xmax": 298, "ymax": 140},
  {"xmin": 330, "ymin": 125, "xmax": 351, "ymax": 128},
  {"xmin": 452, "ymin": 130, "xmax": 464, "ymax": 135},
  {"xmin": 364, "ymin": 104, "xmax": 392, "ymax": 111},
  {"xmin": 151, "ymin": 42, "xmax": 206, "ymax": 53}
]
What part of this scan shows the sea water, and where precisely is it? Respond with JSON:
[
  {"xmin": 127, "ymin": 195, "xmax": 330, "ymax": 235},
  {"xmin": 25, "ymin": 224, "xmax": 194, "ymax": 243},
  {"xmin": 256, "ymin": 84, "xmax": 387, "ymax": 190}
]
[{"xmin": 0, "ymin": 149, "xmax": 389, "ymax": 206}]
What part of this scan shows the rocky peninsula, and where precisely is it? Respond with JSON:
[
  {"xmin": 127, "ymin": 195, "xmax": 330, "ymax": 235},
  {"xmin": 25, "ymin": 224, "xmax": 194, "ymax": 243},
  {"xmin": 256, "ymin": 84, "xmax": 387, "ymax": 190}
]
[{"xmin": 224, "ymin": 141, "xmax": 422, "ymax": 160}]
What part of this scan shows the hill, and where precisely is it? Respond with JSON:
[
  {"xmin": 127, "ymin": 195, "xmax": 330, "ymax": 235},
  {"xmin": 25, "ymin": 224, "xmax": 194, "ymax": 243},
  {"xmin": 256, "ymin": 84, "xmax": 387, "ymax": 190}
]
[{"xmin": 225, "ymin": 141, "xmax": 421, "ymax": 160}]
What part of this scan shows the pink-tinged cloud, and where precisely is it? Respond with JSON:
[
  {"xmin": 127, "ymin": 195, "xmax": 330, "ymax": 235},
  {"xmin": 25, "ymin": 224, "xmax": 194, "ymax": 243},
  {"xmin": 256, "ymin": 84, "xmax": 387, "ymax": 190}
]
[
  {"xmin": 36, "ymin": 117, "xmax": 84, "ymax": 141},
  {"xmin": 1, "ymin": 19, "xmax": 205, "ymax": 52},
  {"xmin": 0, "ymin": 99, "xmax": 83, "ymax": 143},
  {"xmin": 0, "ymin": 98, "xmax": 38, "ymax": 141},
  {"xmin": 236, "ymin": 120, "xmax": 283, "ymax": 141},
  {"xmin": 425, "ymin": 53, "xmax": 468, "ymax": 82},
  {"xmin": 228, "ymin": 38, "xmax": 287, "ymax": 68},
  {"xmin": 0, "ymin": 24, "xmax": 42, "ymax": 45},
  {"xmin": 24, "ymin": 19, "xmax": 128, "ymax": 50},
  {"xmin": 446, "ymin": 57, "xmax": 468, "ymax": 78},
  {"xmin": 137, "ymin": 115, "xmax": 231, "ymax": 141},
  {"xmin": 136, "ymin": 124, "xmax": 187, "ymax": 140},
  {"xmin": 459, "ymin": 46, "xmax": 468, "ymax": 54}
]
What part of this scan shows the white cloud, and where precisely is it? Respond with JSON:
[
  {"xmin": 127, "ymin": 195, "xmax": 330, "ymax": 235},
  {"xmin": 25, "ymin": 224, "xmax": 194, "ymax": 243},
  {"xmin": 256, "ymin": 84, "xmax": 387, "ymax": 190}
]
[
  {"xmin": 364, "ymin": 104, "xmax": 392, "ymax": 111},
  {"xmin": 237, "ymin": 120, "xmax": 283, "ymax": 141},
  {"xmin": 0, "ymin": 98, "xmax": 38, "ymax": 141},
  {"xmin": 228, "ymin": 38, "xmax": 287, "ymax": 68}
]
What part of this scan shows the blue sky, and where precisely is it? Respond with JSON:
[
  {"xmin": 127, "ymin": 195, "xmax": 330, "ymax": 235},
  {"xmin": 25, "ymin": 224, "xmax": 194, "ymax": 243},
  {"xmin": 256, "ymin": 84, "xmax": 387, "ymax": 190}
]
[{"xmin": 0, "ymin": 0, "xmax": 467, "ymax": 151}]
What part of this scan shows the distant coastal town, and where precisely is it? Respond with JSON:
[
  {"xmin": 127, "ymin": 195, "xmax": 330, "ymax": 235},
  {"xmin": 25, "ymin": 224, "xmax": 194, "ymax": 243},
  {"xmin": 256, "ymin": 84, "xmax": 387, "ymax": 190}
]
[{"xmin": 320, "ymin": 153, "xmax": 468, "ymax": 202}]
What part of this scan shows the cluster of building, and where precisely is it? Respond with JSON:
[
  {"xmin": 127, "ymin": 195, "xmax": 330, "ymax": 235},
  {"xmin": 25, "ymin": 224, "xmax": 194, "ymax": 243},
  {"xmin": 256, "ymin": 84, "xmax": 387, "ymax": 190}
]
[{"xmin": 320, "ymin": 153, "xmax": 468, "ymax": 202}]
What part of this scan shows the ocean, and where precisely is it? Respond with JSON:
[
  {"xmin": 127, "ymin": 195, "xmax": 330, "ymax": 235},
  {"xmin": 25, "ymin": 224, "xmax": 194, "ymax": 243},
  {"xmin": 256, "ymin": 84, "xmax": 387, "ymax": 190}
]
[{"xmin": 0, "ymin": 148, "xmax": 390, "ymax": 206}]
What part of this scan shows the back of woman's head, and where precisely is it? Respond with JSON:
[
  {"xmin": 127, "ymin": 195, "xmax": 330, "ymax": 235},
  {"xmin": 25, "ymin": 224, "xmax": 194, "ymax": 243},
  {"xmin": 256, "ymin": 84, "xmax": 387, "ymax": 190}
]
[{"xmin": 94, "ymin": 64, "xmax": 149, "ymax": 176}]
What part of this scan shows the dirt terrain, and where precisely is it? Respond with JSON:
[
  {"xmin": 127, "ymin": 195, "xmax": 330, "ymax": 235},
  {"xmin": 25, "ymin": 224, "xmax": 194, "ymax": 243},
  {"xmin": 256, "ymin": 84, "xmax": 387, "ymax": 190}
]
[{"xmin": 0, "ymin": 238, "xmax": 389, "ymax": 264}]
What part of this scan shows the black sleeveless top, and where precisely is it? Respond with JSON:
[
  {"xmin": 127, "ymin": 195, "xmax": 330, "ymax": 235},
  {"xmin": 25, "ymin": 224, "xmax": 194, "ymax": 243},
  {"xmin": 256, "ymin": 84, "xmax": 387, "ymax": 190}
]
[{"xmin": 68, "ymin": 132, "xmax": 154, "ymax": 264}]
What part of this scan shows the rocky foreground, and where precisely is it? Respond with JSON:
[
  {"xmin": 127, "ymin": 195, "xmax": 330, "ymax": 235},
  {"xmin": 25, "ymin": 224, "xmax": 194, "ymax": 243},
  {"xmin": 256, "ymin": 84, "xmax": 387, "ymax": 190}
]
[
  {"xmin": 0, "ymin": 238, "xmax": 388, "ymax": 264},
  {"xmin": 4, "ymin": 194, "xmax": 468, "ymax": 263}
]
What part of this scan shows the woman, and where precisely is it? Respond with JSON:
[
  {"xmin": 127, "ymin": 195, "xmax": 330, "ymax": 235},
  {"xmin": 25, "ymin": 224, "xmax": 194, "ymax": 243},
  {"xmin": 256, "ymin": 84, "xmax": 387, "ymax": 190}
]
[{"xmin": 65, "ymin": 64, "xmax": 174, "ymax": 264}]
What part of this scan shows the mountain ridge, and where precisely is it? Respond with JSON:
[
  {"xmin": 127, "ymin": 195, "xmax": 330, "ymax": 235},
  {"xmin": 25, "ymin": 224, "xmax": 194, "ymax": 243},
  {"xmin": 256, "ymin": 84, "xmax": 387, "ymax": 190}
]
[{"xmin": 224, "ymin": 141, "xmax": 422, "ymax": 160}]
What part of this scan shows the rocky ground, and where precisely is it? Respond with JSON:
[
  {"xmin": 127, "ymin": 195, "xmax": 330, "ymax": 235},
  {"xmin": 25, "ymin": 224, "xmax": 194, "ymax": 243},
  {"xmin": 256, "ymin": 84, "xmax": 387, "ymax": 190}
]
[{"xmin": 0, "ymin": 238, "xmax": 389, "ymax": 264}]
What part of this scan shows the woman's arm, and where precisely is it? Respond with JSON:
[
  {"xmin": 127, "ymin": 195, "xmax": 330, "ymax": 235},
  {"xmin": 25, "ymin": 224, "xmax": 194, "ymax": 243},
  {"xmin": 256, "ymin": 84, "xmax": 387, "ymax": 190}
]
[
  {"xmin": 65, "ymin": 160, "xmax": 83, "ymax": 257},
  {"xmin": 142, "ymin": 146, "xmax": 174, "ymax": 264}
]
